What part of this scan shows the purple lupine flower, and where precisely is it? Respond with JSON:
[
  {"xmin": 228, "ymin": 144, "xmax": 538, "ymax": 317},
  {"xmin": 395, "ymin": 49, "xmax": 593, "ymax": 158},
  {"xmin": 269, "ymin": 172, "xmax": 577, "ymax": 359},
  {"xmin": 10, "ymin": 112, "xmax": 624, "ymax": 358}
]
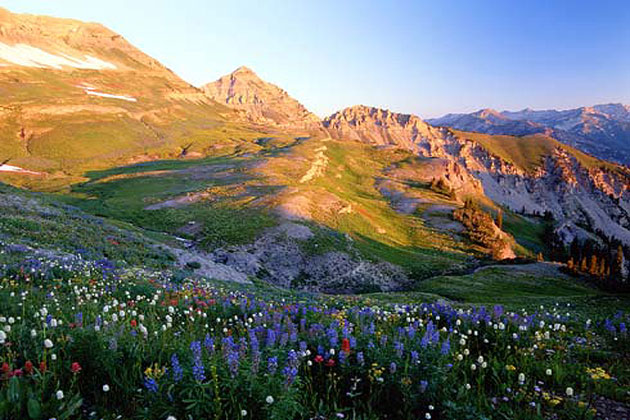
[
  {"xmin": 407, "ymin": 326, "xmax": 416, "ymax": 339},
  {"xmin": 144, "ymin": 377, "xmax": 158, "ymax": 393},
  {"xmin": 266, "ymin": 329, "xmax": 277, "ymax": 347},
  {"xmin": 318, "ymin": 344, "xmax": 325, "ymax": 355},
  {"xmin": 421, "ymin": 332, "xmax": 430, "ymax": 348},
  {"xmin": 287, "ymin": 350, "xmax": 299, "ymax": 368},
  {"xmin": 441, "ymin": 338, "xmax": 450, "ymax": 355},
  {"xmin": 283, "ymin": 365, "xmax": 298, "ymax": 386},
  {"xmin": 327, "ymin": 327, "xmax": 338, "ymax": 347},
  {"xmin": 227, "ymin": 351, "xmax": 240, "ymax": 377},
  {"xmin": 171, "ymin": 354, "xmax": 183, "ymax": 382},
  {"xmin": 280, "ymin": 332, "xmax": 289, "ymax": 347},
  {"xmin": 419, "ymin": 380, "xmax": 428, "ymax": 393},
  {"xmin": 394, "ymin": 341, "xmax": 404, "ymax": 358},
  {"xmin": 390, "ymin": 362, "xmax": 397, "ymax": 374},
  {"xmin": 357, "ymin": 351, "xmax": 365, "ymax": 366},
  {"xmin": 299, "ymin": 341, "xmax": 308, "ymax": 354},
  {"xmin": 268, "ymin": 356, "xmax": 278, "ymax": 374},
  {"xmin": 349, "ymin": 336, "xmax": 357, "ymax": 348},
  {"xmin": 410, "ymin": 350, "xmax": 419, "ymax": 364},
  {"xmin": 190, "ymin": 341, "xmax": 206, "ymax": 382}
]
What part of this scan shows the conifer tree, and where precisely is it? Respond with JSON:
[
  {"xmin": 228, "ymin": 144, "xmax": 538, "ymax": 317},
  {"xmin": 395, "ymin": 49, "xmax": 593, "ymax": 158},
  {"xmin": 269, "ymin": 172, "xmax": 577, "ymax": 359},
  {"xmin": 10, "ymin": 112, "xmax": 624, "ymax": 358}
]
[
  {"xmin": 613, "ymin": 245, "xmax": 624, "ymax": 279},
  {"xmin": 589, "ymin": 254, "xmax": 598, "ymax": 276}
]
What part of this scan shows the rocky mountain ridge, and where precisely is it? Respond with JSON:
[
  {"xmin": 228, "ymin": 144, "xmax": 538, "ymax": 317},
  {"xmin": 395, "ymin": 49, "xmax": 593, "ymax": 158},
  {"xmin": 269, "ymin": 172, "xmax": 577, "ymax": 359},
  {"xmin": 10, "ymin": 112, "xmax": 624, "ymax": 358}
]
[{"xmin": 326, "ymin": 105, "xmax": 630, "ymax": 246}]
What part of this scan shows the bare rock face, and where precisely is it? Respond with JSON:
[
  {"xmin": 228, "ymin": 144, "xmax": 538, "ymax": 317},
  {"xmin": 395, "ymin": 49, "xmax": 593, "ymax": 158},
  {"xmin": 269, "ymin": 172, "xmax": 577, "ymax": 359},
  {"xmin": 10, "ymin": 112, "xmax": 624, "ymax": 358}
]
[
  {"xmin": 210, "ymin": 223, "xmax": 409, "ymax": 293},
  {"xmin": 325, "ymin": 105, "xmax": 630, "ymax": 247},
  {"xmin": 202, "ymin": 66, "xmax": 321, "ymax": 130},
  {"xmin": 323, "ymin": 105, "xmax": 445, "ymax": 152}
]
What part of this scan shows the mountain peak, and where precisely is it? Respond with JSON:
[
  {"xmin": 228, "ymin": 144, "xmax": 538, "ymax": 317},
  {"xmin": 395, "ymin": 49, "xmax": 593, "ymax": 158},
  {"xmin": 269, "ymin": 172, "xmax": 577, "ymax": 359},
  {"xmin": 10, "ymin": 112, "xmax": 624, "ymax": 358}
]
[
  {"xmin": 232, "ymin": 65, "xmax": 257, "ymax": 76},
  {"xmin": 473, "ymin": 108, "xmax": 508, "ymax": 120},
  {"xmin": 202, "ymin": 66, "xmax": 320, "ymax": 129},
  {"xmin": 324, "ymin": 105, "xmax": 440, "ymax": 149}
]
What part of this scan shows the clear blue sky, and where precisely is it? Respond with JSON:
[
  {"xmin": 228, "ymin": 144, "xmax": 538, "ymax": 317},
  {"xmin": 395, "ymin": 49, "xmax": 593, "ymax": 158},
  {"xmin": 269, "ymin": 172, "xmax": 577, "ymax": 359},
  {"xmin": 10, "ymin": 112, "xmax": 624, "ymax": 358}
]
[{"xmin": 3, "ymin": 0, "xmax": 629, "ymax": 118}]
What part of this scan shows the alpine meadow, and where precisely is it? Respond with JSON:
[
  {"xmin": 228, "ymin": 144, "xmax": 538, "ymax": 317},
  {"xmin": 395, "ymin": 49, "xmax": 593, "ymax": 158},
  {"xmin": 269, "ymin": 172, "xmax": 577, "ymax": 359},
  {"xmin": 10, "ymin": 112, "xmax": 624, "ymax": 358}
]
[{"xmin": 0, "ymin": 3, "xmax": 629, "ymax": 420}]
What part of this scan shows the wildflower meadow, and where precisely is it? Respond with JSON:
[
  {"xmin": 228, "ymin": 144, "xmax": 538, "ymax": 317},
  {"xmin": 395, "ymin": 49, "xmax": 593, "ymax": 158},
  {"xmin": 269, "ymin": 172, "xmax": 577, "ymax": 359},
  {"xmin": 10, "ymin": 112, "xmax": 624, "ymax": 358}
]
[{"xmin": 0, "ymin": 262, "xmax": 628, "ymax": 420}]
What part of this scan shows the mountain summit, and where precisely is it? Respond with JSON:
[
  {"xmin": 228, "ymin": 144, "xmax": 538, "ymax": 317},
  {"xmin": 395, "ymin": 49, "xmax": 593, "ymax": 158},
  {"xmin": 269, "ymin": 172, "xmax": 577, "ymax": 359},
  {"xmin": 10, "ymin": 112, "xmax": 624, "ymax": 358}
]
[{"xmin": 202, "ymin": 66, "xmax": 321, "ymax": 130}]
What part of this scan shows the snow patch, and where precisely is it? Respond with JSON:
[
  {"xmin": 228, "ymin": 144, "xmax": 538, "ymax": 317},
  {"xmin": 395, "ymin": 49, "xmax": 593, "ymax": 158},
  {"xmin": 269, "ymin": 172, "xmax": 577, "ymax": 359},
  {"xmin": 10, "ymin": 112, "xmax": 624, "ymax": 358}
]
[
  {"xmin": 85, "ymin": 90, "xmax": 137, "ymax": 102},
  {"xmin": 0, "ymin": 164, "xmax": 40, "ymax": 175},
  {"xmin": 0, "ymin": 42, "xmax": 116, "ymax": 70}
]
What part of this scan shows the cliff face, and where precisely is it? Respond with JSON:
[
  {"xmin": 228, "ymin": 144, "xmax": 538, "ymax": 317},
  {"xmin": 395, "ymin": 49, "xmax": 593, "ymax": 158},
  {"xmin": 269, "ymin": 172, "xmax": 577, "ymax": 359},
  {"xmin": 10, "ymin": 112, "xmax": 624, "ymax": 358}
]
[
  {"xmin": 202, "ymin": 66, "xmax": 321, "ymax": 130},
  {"xmin": 323, "ymin": 105, "xmax": 444, "ymax": 151},
  {"xmin": 325, "ymin": 105, "xmax": 630, "ymax": 246}
]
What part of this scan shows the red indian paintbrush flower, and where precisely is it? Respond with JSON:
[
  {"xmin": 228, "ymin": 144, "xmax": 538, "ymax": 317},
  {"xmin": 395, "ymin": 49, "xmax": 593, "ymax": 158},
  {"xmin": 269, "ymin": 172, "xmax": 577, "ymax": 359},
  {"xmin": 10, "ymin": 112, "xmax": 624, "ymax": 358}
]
[
  {"xmin": 341, "ymin": 338, "xmax": 351, "ymax": 354},
  {"xmin": 71, "ymin": 362, "xmax": 82, "ymax": 374},
  {"xmin": 130, "ymin": 319, "xmax": 137, "ymax": 327},
  {"xmin": 314, "ymin": 355, "xmax": 324, "ymax": 364},
  {"xmin": 24, "ymin": 360, "xmax": 33, "ymax": 374},
  {"xmin": 39, "ymin": 361, "xmax": 47, "ymax": 373}
]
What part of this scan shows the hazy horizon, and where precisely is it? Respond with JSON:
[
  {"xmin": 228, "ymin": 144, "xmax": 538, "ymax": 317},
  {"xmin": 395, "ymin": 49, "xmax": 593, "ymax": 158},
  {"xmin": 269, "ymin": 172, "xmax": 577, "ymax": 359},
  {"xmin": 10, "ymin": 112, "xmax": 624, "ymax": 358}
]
[{"xmin": 2, "ymin": 0, "xmax": 629, "ymax": 118}]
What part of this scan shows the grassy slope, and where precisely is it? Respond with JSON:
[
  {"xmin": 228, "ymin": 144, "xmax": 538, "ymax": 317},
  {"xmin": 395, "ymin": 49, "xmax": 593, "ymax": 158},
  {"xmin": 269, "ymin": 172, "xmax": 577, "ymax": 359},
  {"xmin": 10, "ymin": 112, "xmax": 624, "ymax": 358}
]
[
  {"xmin": 0, "ymin": 183, "xmax": 176, "ymax": 268},
  {"xmin": 453, "ymin": 130, "xmax": 623, "ymax": 173},
  {"xmin": 0, "ymin": 66, "xmax": 278, "ymax": 190},
  {"xmin": 43, "ymin": 136, "xmax": 488, "ymax": 280},
  {"xmin": 63, "ymin": 155, "xmax": 276, "ymax": 249},
  {"xmin": 261, "ymin": 139, "xmax": 477, "ymax": 277}
]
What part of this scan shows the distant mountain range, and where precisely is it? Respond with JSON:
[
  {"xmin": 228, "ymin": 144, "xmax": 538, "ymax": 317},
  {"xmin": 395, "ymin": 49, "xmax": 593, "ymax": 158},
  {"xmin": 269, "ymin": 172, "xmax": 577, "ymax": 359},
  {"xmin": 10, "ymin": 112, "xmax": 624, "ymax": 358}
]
[{"xmin": 428, "ymin": 105, "xmax": 630, "ymax": 166}]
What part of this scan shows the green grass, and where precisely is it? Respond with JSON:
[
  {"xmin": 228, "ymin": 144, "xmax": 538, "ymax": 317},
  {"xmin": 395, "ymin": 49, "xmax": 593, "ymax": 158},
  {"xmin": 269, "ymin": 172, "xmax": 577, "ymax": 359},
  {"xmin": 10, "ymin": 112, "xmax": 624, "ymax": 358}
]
[
  {"xmin": 414, "ymin": 266, "xmax": 600, "ymax": 305},
  {"xmin": 501, "ymin": 210, "xmax": 549, "ymax": 255},
  {"xmin": 261, "ymin": 139, "xmax": 476, "ymax": 274},
  {"xmin": 64, "ymin": 155, "xmax": 276, "ymax": 249},
  {"xmin": 0, "ymin": 185, "xmax": 175, "ymax": 268},
  {"xmin": 454, "ymin": 130, "xmax": 626, "ymax": 175}
]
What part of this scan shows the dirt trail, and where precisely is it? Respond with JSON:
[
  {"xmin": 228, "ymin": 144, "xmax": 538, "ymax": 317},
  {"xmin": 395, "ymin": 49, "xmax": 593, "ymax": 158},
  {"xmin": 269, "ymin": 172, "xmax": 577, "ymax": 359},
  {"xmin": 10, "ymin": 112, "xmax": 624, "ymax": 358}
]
[{"xmin": 300, "ymin": 143, "xmax": 329, "ymax": 183}]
